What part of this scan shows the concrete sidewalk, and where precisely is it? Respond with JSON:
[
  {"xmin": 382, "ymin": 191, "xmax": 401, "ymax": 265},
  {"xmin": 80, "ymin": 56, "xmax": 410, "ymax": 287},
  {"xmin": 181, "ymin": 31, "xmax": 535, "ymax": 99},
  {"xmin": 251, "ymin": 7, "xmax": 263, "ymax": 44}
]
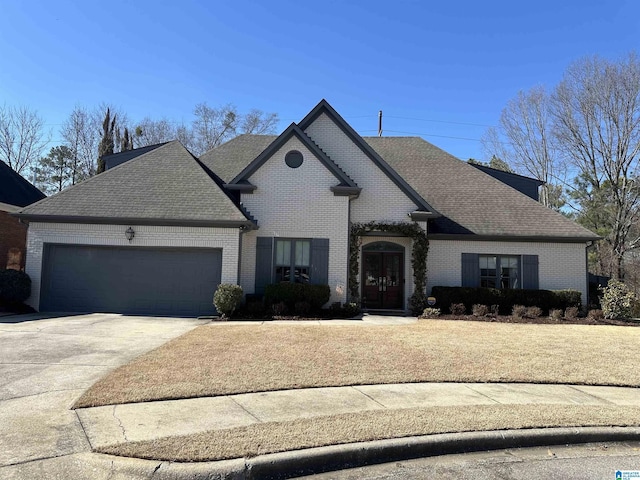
[{"xmin": 76, "ymin": 382, "xmax": 640, "ymax": 449}]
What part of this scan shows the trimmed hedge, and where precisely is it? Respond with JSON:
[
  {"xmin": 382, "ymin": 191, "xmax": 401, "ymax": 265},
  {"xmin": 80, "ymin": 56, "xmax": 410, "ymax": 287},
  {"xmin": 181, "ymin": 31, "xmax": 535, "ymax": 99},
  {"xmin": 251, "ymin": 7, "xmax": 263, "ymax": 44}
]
[
  {"xmin": 430, "ymin": 286, "xmax": 581, "ymax": 315},
  {"xmin": 0, "ymin": 269, "xmax": 31, "ymax": 305},
  {"xmin": 264, "ymin": 283, "xmax": 331, "ymax": 311}
]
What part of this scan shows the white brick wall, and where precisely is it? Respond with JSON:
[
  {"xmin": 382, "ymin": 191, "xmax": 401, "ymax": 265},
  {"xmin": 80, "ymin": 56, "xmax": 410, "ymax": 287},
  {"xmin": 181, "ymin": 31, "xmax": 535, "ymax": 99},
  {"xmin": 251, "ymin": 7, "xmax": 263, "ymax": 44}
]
[
  {"xmin": 240, "ymin": 136, "xmax": 350, "ymax": 304},
  {"xmin": 427, "ymin": 240, "xmax": 589, "ymax": 304},
  {"xmin": 25, "ymin": 222, "xmax": 239, "ymax": 310},
  {"xmin": 304, "ymin": 113, "xmax": 417, "ymax": 223}
]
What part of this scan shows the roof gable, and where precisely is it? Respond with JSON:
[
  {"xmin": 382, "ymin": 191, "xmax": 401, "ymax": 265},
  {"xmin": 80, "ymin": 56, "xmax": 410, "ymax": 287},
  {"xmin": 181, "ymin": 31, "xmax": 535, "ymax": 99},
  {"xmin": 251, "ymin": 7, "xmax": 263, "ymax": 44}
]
[
  {"xmin": 17, "ymin": 141, "xmax": 253, "ymax": 228},
  {"xmin": 228, "ymin": 123, "xmax": 358, "ymax": 188},
  {"xmin": 299, "ymin": 100, "xmax": 439, "ymax": 216},
  {"xmin": 0, "ymin": 161, "xmax": 45, "ymax": 208}
]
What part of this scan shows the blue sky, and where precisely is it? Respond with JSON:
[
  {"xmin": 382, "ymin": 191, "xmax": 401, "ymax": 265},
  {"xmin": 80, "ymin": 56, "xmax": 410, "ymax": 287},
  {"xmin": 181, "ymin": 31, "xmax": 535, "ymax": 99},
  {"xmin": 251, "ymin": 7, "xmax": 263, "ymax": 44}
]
[{"xmin": 0, "ymin": 0, "xmax": 637, "ymax": 161}]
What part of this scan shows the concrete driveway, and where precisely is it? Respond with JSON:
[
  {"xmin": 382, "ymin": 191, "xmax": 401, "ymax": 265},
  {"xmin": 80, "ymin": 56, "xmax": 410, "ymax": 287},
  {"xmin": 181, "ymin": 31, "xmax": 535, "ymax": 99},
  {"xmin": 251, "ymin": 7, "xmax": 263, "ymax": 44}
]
[{"xmin": 0, "ymin": 313, "xmax": 208, "ymax": 479}]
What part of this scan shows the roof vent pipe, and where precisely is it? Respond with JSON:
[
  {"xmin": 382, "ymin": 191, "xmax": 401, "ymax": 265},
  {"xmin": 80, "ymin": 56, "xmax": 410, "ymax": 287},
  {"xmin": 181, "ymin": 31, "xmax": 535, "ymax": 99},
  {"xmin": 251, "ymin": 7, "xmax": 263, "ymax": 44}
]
[{"xmin": 378, "ymin": 110, "xmax": 383, "ymax": 137}]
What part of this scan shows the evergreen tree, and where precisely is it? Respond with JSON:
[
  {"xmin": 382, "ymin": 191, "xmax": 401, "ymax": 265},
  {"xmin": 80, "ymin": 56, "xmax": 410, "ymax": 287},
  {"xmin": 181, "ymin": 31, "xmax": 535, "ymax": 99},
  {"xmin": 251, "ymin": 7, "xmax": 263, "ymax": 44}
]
[
  {"xmin": 96, "ymin": 108, "xmax": 116, "ymax": 173},
  {"xmin": 35, "ymin": 145, "xmax": 74, "ymax": 194}
]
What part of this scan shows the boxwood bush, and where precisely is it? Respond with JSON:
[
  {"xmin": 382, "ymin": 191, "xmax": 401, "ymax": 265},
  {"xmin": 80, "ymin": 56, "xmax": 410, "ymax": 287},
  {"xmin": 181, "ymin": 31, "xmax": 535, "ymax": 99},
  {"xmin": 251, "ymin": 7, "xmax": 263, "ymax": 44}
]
[
  {"xmin": 213, "ymin": 284, "xmax": 243, "ymax": 318},
  {"xmin": 430, "ymin": 286, "xmax": 581, "ymax": 315},
  {"xmin": 264, "ymin": 283, "xmax": 331, "ymax": 312},
  {"xmin": 0, "ymin": 269, "xmax": 31, "ymax": 306}
]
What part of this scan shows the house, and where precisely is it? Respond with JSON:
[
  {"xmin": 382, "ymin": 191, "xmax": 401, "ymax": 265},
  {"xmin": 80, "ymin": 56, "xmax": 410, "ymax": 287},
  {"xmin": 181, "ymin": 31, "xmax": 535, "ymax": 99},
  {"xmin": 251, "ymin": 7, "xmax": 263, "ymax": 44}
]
[
  {"xmin": 0, "ymin": 161, "xmax": 46, "ymax": 270},
  {"xmin": 15, "ymin": 100, "xmax": 599, "ymax": 316}
]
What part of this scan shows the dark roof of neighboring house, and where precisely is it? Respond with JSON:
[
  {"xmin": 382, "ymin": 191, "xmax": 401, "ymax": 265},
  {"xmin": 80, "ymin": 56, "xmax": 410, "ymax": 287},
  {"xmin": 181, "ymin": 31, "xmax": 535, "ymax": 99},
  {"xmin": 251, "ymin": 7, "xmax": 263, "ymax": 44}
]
[
  {"xmin": 0, "ymin": 160, "xmax": 46, "ymax": 208},
  {"xmin": 202, "ymin": 133, "xmax": 598, "ymax": 241},
  {"xmin": 16, "ymin": 141, "xmax": 253, "ymax": 228},
  {"xmin": 102, "ymin": 142, "xmax": 169, "ymax": 170},
  {"xmin": 364, "ymin": 137, "xmax": 598, "ymax": 241}
]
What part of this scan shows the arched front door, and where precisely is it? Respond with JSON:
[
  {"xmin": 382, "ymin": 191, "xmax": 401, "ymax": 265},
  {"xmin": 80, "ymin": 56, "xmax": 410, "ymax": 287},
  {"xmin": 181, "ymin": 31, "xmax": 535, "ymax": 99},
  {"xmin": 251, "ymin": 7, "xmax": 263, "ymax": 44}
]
[{"xmin": 362, "ymin": 242, "xmax": 404, "ymax": 310}]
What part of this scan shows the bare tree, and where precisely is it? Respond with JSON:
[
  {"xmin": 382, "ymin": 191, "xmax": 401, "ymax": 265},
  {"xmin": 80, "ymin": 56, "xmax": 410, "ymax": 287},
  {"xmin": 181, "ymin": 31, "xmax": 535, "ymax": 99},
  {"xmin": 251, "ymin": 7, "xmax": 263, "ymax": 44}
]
[
  {"xmin": 61, "ymin": 105, "xmax": 100, "ymax": 183},
  {"xmin": 482, "ymin": 86, "xmax": 564, "ymax": 209},
  {"xmin": 135, "ymin": 117, "xmax": 177, "ymax": 146},
  {"xmin": 551, "ymin": 53, "xmax": 640, "ymax": 280},
  {"xmin": 0, "ymin": 105, "xmax": 48, "ymax": 174},
  {"xmin": 241, "ymin": 109, "xmax": 279, "ymax": 135}
]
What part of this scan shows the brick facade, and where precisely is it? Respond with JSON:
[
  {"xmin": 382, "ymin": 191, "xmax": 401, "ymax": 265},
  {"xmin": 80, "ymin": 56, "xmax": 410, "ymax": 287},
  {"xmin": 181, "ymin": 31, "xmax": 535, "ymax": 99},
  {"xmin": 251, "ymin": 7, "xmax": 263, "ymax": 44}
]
[{"xmin": 0, "ymin": 210, "xmax": 27, "ymax": 270}]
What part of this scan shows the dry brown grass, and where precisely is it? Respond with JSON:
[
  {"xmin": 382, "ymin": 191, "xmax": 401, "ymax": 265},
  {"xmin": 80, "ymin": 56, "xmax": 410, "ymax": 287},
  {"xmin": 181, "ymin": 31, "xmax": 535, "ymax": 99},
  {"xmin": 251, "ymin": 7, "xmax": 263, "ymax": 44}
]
[
  {"xmin": 98, "ymin": 404, "xmax": 640, "ymax": 462},
  {"xmin": 74, "ymin": 320, "xmax": 640, "ymax": 408}
]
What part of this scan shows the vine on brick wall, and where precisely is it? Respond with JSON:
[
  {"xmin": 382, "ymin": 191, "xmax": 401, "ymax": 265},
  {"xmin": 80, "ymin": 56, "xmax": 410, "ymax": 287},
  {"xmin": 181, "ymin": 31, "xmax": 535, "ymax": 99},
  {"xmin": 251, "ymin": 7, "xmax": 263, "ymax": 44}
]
[{"xmin": 349, "ymin": 221, "xmax": 428, "ymax": 302}]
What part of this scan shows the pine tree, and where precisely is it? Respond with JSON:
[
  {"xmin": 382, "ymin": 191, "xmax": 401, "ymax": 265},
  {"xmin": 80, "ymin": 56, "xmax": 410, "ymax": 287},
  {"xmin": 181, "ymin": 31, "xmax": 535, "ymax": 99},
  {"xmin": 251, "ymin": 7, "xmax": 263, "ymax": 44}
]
[{"xmin": 35, "ymin": 146, "xmax": 74, "ymax": 194}]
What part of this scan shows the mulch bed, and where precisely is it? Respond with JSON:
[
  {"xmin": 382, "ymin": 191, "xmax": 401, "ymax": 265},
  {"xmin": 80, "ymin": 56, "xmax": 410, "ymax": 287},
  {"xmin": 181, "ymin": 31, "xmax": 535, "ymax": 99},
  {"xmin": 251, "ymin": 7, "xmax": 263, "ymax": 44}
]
[{"xmin": 432, "ymin": 313, "xmax": 640, "ymax": 327}]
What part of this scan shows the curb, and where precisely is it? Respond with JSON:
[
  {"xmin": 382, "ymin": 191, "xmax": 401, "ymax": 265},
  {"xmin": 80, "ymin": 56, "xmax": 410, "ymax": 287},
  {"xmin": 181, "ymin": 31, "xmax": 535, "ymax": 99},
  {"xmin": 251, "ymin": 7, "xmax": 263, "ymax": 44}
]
[{"xmin": 95, "ymin": 426, "xmax": 640, "ymax": 479}]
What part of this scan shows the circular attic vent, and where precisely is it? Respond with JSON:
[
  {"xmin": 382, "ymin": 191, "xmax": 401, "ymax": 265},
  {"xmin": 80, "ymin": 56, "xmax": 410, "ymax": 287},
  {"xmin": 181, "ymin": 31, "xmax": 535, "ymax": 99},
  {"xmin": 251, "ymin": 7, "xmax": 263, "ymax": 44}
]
[{"xmin": 285, "ymin": 150, "xmax": 303, "ymax": 168}]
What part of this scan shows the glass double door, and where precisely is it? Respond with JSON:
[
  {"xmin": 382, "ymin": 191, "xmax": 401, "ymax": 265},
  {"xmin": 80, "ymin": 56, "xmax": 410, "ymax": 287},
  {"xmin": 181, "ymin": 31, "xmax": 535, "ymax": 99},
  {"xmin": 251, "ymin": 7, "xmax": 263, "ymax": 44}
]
[{"xmin": 362, "ymin": 252, "xmax": 403, "ymax": 309}]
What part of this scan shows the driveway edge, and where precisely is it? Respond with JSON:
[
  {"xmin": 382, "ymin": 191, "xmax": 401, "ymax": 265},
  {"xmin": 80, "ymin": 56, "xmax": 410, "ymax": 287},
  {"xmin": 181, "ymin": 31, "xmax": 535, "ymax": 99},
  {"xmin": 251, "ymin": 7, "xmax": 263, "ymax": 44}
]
[{"xmin": 93, "ymin": 426, "xmax": 640, "ymax": 479}]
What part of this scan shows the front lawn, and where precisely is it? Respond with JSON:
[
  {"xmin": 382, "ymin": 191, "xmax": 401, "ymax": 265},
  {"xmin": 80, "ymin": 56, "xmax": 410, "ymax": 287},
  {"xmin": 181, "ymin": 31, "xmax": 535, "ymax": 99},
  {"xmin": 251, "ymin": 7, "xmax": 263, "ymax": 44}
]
[{"xmin": 74, "ymin": 319, "xmax": 640, "ymax": 408}]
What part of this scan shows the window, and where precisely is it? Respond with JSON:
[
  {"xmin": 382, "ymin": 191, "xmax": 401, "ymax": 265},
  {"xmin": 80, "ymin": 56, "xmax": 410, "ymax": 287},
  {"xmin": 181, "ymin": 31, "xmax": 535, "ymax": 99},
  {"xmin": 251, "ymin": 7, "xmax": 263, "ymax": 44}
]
[
  {"xmin": 285, "ymin": 150, "xmax": 304, "ymax": 168},
  {"xmin": 275, "ymin": 239, "xmax": 310, "ymax": 284},
  {"xmin": 479, "ymin": 255, "xmax": 519, "ymax": 289}
]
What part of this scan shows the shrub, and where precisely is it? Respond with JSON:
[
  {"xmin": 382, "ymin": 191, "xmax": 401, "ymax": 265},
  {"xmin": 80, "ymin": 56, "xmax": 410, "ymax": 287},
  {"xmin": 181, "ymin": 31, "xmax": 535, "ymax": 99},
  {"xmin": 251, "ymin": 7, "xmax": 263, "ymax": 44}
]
[
  {"xmin": 213, "ymin": 284, "xmax": 243, "ymax": 318},
  {"xmin": 0, "ymin": 269, "xmax": 31, "ymax": 306},
  {"xmin": 526, "ymin": 306, "xmax": 542, "ymax": 318},
  {"xmin": 450, "ymin": 303, "xmax": 466, "ymax": 315},
  {"xmin": 272, "ymin": 301, "xmax": 287, "ymax": 316},
  {"xmin": 264, "ymin": 283, "xmax": 331, "ymax": 311},
  {"xmin": 420, "ymin": 307, "xmax": 441, "ymax": 318},
  {"xmin": 512, "ymin": 304, "xmax": 527, "ymax": 319},
  {"xmin": 600, "ymin": 280, "xmax": 636, "ymax": 319},
  {"xmin": 294, "ymin": 301, "xmax": 311, "ymax": 316},
  {"xmin": 490, "ymin": 304, "xmax": 500, "ymax": 316},
  {"xmin": 565, "ymin": 306, "xmax": 579, "ymax": 320},
  {"xmin": 472, "ymin": 304, "xmax": 489, "ymax": 316},
  {"xmin": 246, "ymin": 300, "xmax": 266, "ymax": 316},
  {"xmin": 587, "ymin": 309, "xmax": 604, "ymax": 321},
  {"xmin": 408, "ymin": 291, "xmax": 429, "ymax": 316},
  {"xmin": 342, "ymin": 302, "xmax": 361, "ymax": 317},
  {"xmin": 431, "ymin": 286, "xmax": 581, "ymax": 315},
  {"xmin": 549, "ymin": 309, "xmax": 563, "ymax": 321}
]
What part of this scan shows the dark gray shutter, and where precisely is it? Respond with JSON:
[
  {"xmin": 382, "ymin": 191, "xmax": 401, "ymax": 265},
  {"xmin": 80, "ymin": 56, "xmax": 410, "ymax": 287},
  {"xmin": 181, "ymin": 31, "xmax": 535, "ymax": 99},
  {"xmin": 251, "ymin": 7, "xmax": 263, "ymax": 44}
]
[
  {"xmin": 461, "ymin": 253, "xmax": 480, "ymax": 287},
  {"xmin": 522, "ymin": 255, "xmax": 539, "ymax": 289},
  {"xmin": 255, "ymin": 237, "xmax": 273, "ymax": 294},
  {"xmin": 310, "ymin": 238, "xmax": 330, "ymax": 285}
]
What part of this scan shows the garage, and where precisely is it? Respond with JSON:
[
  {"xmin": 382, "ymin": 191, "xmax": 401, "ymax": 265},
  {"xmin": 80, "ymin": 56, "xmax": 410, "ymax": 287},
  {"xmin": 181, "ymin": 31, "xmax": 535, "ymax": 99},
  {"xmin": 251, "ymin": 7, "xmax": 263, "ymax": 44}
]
[{"xmin": 39, "ymin": 244, "xmax": 222, "ymax": 317}]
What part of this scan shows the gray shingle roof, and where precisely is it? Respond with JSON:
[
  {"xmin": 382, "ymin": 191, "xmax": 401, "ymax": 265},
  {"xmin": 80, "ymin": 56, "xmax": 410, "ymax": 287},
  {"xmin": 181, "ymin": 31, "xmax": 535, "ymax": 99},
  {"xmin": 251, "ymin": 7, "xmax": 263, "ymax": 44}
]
[
  {"xmin": 202, "ymin": 133, "xmax": 598, "ymax": 241},
  {"xmin": 200, "ymin": 134, "xmax": 277, "ymax": 183},
  {"xmin": 17, "ymin": 141, "xmax": 251, "ymax": 226},
  {"xmin": 363, "ymin": 137, "xmax": 599, "ymax": 240}
]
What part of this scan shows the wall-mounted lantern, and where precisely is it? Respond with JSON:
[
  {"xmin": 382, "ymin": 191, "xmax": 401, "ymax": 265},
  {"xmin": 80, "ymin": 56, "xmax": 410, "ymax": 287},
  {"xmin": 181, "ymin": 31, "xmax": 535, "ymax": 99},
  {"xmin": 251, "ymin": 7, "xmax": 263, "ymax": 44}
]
[{"xmin": 125, "ymin": 227, "xmax": 135, "ymax": 243}]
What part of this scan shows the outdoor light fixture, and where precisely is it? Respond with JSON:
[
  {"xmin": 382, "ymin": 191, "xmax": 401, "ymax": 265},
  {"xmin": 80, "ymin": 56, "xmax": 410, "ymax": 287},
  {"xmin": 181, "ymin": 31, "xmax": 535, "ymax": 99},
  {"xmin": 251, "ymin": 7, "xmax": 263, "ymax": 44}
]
[{"xmin": 125, "ymin": 227, "xmax": 135, "ymax": 242}]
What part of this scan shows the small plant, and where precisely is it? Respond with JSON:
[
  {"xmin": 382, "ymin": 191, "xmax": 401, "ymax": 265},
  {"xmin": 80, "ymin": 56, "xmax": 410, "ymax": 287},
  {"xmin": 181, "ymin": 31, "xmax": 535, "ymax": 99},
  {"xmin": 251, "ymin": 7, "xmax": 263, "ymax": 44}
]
[
  {"xmin": 512, "ymin": 304, "xmax": 527, "ymax": 319},
  {"xmin": 600, "ymin": 280, "xmax": 636, "ymax": 320},
  {"xmin": 408, "ymin": 291, "xmax": 429, "ymax": 316},
  {"xmin": 564, "ymin": 306, "xmax": 579, "ymax": 319},
  {"xmin": 420, "ymin": 307, "xmax": 441, "ymax": 318},
  {"xmin": 549, "ymin": 309, "xmax": 563, "ymax": 321},
  {"xmin": 294, "ymin": 301, "xmax": 311, "ymax": 316},
  {"xmin": 587, "ymin": 309, "xmax": 604, "ymax": 321},
  {"xmin": 342, "ymin": 302, "xmax": 361, "ymax": 317},
  {"xmin": 526, "ymin": 306, "xmax": 542, "ymax": 318},
  {"xmin": 272, "ymin": 301, "xmax": 287, "ymax": 316},
  {"xmin": 490, "ymin": 304, "xmax": 500, "ymax": 316},
  {"xmin": 450, "ymin": 303, "xmax": 466, "ymax": 315},
  {"xmin": 472, "ymin": 304, "xmax": 489, "ymax": 316},
  {"xmin": 213, "ymin": 284, "xmax": 243, "ymax": 318}
]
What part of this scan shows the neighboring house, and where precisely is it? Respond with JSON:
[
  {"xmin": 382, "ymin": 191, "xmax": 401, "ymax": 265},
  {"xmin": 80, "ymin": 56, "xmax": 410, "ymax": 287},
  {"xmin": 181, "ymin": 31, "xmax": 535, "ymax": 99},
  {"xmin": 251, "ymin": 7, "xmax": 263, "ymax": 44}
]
[
  {"xmin": 15, "ymin": 100, "xmax": 599, "ymax": 316},
  {"xmin": 0, "ymin": 161, "xmax": 46, "ymax": 270}
]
